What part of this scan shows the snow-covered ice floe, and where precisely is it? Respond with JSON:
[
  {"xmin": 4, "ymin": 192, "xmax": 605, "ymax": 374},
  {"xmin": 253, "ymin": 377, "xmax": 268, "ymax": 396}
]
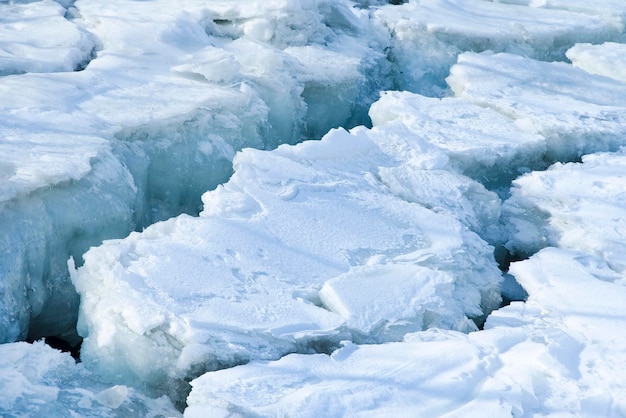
[
  {"xmin": 502, "ymin": 149, "xmax": 626, "ymax": 271},
  {"xmin": 447, "ymin": 51, "xmax": 626, "ymax": 163},
  {"xmin": 0, "ymin": 340, "xmax": 180, "ymax": 417},
  {"xmin": 0, "ymin": 0, "xmax": 389, "ymax": 344},
  {"xmin": 373, "ymin": 0, "xmax": 625, "ymax": 95},
  {"xmin": 369, "ymin": 90, "xmax": 547, "ymax": 190},
  {"xmin": 185, "ymin": 247, "xmax": 626, "ymax": 417},
  {"xmin": 370, "ymin": 50, "xmax": 626, "ymax": 194},
  {"xmin": 567, "ymin": 42, "xmax": 626, "ymax": 83},
  {"xmin": 71, "ymin": 123, "xmax": 503, "ymax": 396},
  {"xmin": 0, "ymin": 0, "xmax": 95, "ymax": 76}
]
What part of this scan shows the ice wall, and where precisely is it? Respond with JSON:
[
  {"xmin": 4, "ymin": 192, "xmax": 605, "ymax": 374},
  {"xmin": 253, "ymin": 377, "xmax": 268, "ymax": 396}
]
[{"xmin": 0, "ymin": 341, "xmax": 180, "ymax": 416}]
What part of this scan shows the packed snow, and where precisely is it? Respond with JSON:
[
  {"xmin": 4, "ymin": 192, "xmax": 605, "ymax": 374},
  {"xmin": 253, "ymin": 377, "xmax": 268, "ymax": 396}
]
[
  {"xmin": 0, "ymin": 0, "xmax": 389, "ymax": 345},
  {"xmin": 70, "ymin": 125, "xmax": 502, "ymax": 399},
  {"xmin": 1, "ymin": 0, "xmax": 626, "ymax": 416},
  {"xmin": 186, "ymin": 248, "xmax": 626, "ymax": 417}
]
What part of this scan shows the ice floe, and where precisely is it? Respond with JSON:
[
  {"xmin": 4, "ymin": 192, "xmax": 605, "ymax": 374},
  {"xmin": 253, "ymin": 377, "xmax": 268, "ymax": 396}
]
[
  {"xmin": 71, "ymin": 124, "xmax": 502, "ymax": 396},
  {"xmin": 185, "ymin": 248, "xmax": 626, "ymax": 417}
]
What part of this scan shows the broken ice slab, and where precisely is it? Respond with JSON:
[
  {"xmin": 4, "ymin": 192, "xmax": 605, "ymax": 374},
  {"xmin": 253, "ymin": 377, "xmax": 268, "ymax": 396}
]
[
  {"xmin": 71, "ymin": 124, "xmax": 502, "ymax": 391},
  {"xmin": 448, "ymin": 51, "xmax": 626, "ymax": 162},
  {"xmin": 567, "ymin": 42, "xmax": 626, "ymax": 84},
  {"xmin": 185, "ymin": 248, "xmax": 626, "ymax": 417},
  {"xmin": 0, "ymin": 1, "xmax": 95, "ymax": 76},
  {"xmin": 373, "ymin": 0, "xmax": 622, "ymax": 94},
  {"xmin": 502, "ymin": 149, "xmax": 626, "ymax": 272},
  {"xmin": 370, "ymin": 91, "xmax": 546, "ymax": 190}
]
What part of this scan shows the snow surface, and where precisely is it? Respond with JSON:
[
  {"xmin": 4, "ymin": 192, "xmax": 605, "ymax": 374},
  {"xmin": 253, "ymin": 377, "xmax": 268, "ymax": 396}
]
[
  {"xmin": 186, "ymin": 248, "xmax": 626, "ymax": 417},
  {"xmin": 503, "ymin": 149, "xmax": 626, "ymax": 272},
  {"xmin": 0, "ymin": 0, "xmax": 389, "ymax": 344},
  {"xmin": 71, "ymin": 124, "xmax": 502, "ymax": 397},
  {"xmin": 2, "ymin": 0, "xmax": 626, "ymax": 416}
]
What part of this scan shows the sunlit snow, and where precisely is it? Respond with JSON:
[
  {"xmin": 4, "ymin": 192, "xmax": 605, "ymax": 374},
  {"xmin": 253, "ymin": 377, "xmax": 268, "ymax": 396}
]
[{"xmin": 1, "ymin": 0, "xmax": 626, "ymax": 416}]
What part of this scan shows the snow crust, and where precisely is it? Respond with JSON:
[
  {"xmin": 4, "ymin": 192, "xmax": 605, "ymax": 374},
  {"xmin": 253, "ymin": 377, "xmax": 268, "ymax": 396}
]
[
  {"xmin": 0, "ymin": 0, "xmax": 389, "ymax": 343},
  {"xmin": 186, "ymin": 248, "xmax": 626, "ymax": 417},
  {"xmin": 71, "ymin": 124, "xmax": 502, "ymax": 394},
  {"xmin": 373, "ymin": 0, "xmax": 624, "ymax": 95},
  {"xmin": 3, "ymin": 0, "xmax": 626, "ymax": 416}
]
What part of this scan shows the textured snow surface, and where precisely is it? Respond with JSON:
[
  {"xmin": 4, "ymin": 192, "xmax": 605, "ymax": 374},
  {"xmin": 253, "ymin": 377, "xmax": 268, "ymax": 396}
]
[
  {"xmin": 71, "ymin": 125, "xmax": 502, "ymax": 392},
  {"xmin": 503, "ymin": 149, "xmax": 626, "ymax": 271},
  {"xmin": 186, "ymin": 248, "xmax": 626, "ymax": 417},
  {"xmin": 2, "ymin": 0, "xmax": 626, "ymax": 416},
  {"xmin": 0, "ymin": 0, "xmax": 389, "ymax": 344}
]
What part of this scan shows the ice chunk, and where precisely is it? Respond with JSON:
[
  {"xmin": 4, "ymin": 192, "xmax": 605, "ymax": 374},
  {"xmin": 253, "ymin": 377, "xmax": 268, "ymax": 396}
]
[
  {"xmin": 502, "ymin": 149, "xmax": 626, "ymax": 271},
  {"xmin": 319, "ymin": 264, "xmax": 479, "ymax": 340},
  {"xmin": 567, "ymin": 42, "xmax": 626, "ymax": 84},
  {"xmin": 0, "ymin": 0, "xmax": 390, "ymax": 343},
  {"xmin": 186, "ymin": 248, "xmax": 626, "ymax": 417},
  {"xmin": 370, "ymin": 90, "xmax": 547, "ymax": 191},
  {"xmin": 72, "ymin": 125, "xmax": 501, "ymax": 395},
  {"xmin": 448, "ymin": 52, "xmax": 626, "ymax": 162},
  {"xmin": 0, "ymin": 341, "xmax": 179, "ymax": 417},
  {"xmin": 374, "ymin": 0, "xmax": 622, "ymax": 94},
  {"xmin": 0, "ymin": 0, "xmax": 95, "ymax": 75}
]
